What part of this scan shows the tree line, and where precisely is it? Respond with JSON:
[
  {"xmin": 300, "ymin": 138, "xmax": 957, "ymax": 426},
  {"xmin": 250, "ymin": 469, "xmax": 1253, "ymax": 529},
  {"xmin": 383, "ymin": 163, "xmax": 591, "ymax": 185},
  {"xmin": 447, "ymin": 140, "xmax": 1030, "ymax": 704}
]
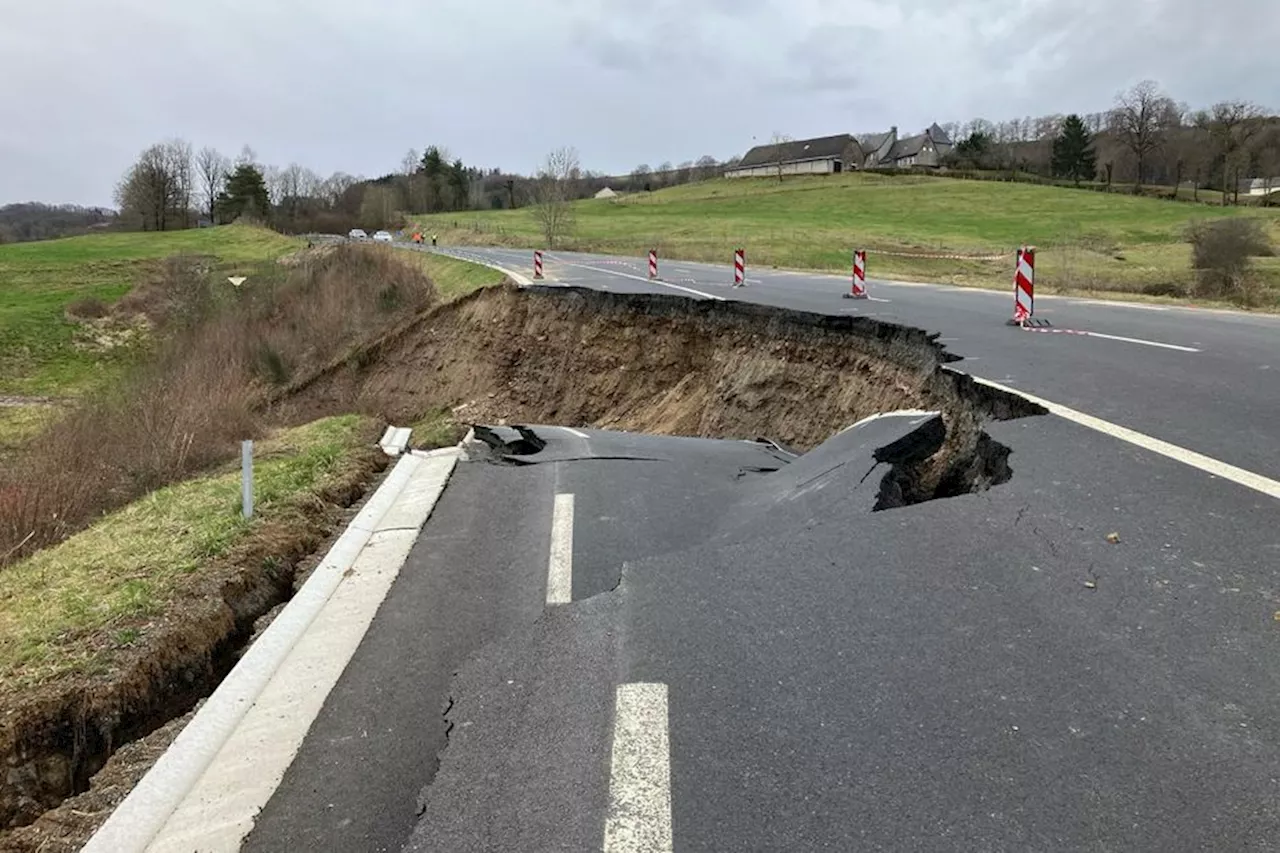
[
  {"xmin": 51, "ymin": 77, "xmax": 1280, "ymax": 244},
  {"xmin": 937, "ymin": 80, "xmax": 1280, "ymax": 202},
  {"xmin": 0, "ymin": 203, "xmax": 116, "ymax": 244}
]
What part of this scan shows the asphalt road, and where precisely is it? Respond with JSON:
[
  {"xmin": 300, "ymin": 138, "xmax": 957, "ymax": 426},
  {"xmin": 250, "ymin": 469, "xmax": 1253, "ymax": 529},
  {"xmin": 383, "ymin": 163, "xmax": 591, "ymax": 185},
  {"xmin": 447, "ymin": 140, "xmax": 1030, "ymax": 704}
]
[
  {"xmin": 247, "ymin": 415, "xmax": 1280, "ymax": 851},
  {"xmin": 235, "ymin": 242, "xmax": 1280, "ymax": 851}
]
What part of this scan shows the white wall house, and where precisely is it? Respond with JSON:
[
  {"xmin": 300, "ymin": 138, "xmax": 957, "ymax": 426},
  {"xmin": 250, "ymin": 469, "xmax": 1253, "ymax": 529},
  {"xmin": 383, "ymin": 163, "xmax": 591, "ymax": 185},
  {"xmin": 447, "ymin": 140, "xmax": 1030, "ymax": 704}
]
[{"xmin": 725, "ymin": 134, "xmax": 862, "ymax": 179}]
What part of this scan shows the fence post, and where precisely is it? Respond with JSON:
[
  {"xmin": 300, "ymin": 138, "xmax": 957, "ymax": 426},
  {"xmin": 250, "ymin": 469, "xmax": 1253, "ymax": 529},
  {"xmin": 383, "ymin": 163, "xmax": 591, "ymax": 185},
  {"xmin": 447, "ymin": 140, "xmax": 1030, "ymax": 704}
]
[{"xmin": 241, "ymin": 440, "xmax": 254, "ymax": 519}]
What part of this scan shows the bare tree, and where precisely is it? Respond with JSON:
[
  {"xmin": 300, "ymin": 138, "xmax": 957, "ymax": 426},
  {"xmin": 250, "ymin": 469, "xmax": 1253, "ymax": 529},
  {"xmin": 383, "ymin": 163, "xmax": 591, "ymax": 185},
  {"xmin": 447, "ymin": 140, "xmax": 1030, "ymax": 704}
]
[
  {"xmin": 262, "ymin": 164, "xmax": 285, "ymax": 210},
  {"xmin": 401, "ymin": 148, "xmax": 420, "ymax": 177},
  {"xmin": 1198, "ymin": 101, "xmax": 1265, "ymax": 205},
  {"xmin": 768, "ymin": 131, "xmax": 792, "ymax": 182},
  {"xmin": 236, "ymin": 144, "xmax": 257, "ymax": 167},
  {"xmin": 532, "ymin": 146, "xmax": 579, "ymax": 248},
  {"xmin": 694, "ymin": 155, "xmax": 718, "ymax": 181},
  {"xmin": 321, "ymin": 172, "xmax": 359, "ymax": 208},
  {"xmin": 1109, "ymin": 80, "xmax": 1176, "ymax": 192},
  {"xmin": 114, "ymin": 139, "xmax": 193, "ymax": 231},
  {"xmin": 195, "ymin": 146, "xmax": 230, "ymax": 225}
]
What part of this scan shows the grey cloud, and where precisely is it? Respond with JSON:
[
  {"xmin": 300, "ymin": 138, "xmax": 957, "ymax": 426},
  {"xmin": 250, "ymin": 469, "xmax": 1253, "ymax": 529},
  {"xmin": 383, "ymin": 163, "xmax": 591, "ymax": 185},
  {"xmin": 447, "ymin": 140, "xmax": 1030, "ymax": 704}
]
[{"xmin": 1, "ymin": 0, "xmax": 1276, "ymax": 206}]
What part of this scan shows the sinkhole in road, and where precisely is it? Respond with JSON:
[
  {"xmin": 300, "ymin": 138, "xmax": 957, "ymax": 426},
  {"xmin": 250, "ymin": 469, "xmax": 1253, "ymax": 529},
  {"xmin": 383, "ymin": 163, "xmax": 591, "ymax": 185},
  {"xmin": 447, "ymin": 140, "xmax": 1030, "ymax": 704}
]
[
  {"xmin": 287, "ymin": 283, "xmax": 1045, "ymax": 504},
  {"xmin": 1, "ymin": 284, "xmax": 1046, "ymax": 847}
]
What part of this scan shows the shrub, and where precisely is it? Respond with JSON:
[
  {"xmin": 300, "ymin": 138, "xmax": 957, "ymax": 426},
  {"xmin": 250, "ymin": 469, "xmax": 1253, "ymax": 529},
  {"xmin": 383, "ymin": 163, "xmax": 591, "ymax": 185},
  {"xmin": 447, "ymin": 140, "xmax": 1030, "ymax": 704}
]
[
  {"xmin": 1187, "ymin": 218, "xmax": 1274, "ymax": 303},
  {"xmin": 0, "ymin": 245, "xmax": 439, "ymax": 567},
  {"xmin": 64, "ymin": 297, "xmax": 109, "ymax": 320}
]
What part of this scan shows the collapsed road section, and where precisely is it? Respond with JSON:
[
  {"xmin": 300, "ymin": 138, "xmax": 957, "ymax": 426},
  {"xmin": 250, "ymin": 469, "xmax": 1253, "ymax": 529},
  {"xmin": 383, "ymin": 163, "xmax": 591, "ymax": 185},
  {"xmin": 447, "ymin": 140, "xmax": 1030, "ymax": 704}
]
[
  {"xmin": 288, "ymin": 283, "xmax": 1044, "ymax": 495},
  {"xmin": 6, "ymin": 282, "xmax": 1045, "ymax": 851}
]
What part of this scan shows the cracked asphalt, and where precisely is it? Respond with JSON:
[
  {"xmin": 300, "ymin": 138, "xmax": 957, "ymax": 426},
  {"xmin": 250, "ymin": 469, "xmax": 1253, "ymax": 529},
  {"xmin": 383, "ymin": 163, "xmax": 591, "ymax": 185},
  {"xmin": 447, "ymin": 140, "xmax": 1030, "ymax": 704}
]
[{"xmin": 239, "ymin": 246, "xmax": 1280, "ymax": 851}]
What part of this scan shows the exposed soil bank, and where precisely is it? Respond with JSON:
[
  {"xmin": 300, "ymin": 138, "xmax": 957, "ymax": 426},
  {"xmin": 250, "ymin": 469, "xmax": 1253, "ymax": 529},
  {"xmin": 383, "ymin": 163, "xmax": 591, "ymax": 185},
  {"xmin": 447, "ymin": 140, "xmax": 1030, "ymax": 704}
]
[
  {"xmin": 289, "ymin": 284, "xmax": 1042, "ymax": 497},
  {"xmin": 0, "ymin": 433, "xmax": 388, "ymax": 841}
]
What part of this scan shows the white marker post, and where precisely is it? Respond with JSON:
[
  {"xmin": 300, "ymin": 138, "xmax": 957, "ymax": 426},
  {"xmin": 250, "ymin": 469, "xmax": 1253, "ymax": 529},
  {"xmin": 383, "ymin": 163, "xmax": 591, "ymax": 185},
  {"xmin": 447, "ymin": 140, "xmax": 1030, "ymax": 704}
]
[{"xmin": 241, "ymin": 440, "xmax": 254, "ymax": 519}]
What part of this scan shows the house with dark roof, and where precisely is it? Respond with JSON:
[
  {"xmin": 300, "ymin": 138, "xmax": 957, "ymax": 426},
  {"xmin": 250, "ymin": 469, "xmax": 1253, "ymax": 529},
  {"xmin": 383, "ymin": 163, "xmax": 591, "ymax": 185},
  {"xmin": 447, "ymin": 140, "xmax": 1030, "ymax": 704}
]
[
  {"xmin": 724, "ymin": 134, "xmax": 863, "ymax": 179},
  {"xmin": 862, "ymin": 124, "xmax": 954, "ymax": 169},
  {"xmin": 725, "ymin": 124, "xmax": 954, "ymax": 179}
]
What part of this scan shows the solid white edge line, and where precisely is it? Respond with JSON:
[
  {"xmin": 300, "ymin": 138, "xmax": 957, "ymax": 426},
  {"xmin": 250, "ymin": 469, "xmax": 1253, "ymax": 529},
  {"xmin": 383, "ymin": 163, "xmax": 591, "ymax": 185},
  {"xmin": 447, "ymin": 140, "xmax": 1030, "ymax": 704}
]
[
  {"xmin": 82, "ymin": 452, "xmax": 433, "ymax": 853},
  {"xmin": 147, "ymin": 452, "xmax": 458, "ymax": 852},
  {"xmin": 565, "ymin": 260, "xmax": 726, "ymax": 301},
  {"xmin": 1079, "ymin": 330, "xmax": 1201, "ymax": 352},
  {"xmin": 604, "ymin": 683, "xmax": 673, "ymax": 853},
  {"xmin": 967, "ymin": 373, "xmax": 1280, "ymax": 501},
  {"xmin": 546, "ymin": 493, "xmax": 575, "ymax": 604}
]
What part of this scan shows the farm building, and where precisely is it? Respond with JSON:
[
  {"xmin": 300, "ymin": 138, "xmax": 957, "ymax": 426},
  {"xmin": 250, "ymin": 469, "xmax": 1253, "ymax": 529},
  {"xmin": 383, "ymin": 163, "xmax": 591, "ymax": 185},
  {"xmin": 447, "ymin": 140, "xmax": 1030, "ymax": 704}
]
[
  {"xmin": 724, "ymin": 134, "xmax": 861, "ymax": 179},
  {"xmin": 725, "ymin": 124, "xmax": 954, "ymax": 178}
]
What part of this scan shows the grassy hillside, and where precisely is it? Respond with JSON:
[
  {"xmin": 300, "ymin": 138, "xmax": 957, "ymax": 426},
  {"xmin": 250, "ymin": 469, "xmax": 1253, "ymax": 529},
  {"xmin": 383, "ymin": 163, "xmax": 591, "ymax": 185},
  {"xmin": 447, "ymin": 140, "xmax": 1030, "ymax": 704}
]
[
  {"xmin": 417, "ymin": 173, "xmax": 1280, "ymax": 303},
  {"xmin": 0, "ymin": 225, "xmax": 300, "ymax": 396}
]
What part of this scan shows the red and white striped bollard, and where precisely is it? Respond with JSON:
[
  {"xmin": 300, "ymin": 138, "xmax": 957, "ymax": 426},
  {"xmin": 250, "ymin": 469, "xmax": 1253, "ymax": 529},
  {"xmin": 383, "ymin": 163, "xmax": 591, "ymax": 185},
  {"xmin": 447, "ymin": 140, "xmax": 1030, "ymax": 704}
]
[
  {"xmin": 533, "ymin": 250, "xmax": 544, "ymax": 280},
  {"xmin": 1010, "ymin": 246, "xmax": 1034, "ymax": 324},
  {"xmin": 845, "ymin": 249, "xmax": 868, "ymax": 299},
  {"xmin": 648, "ymin": 249, "xmax": 658, "ymax": 279},
  {"xmin": 732, "ymin": 248, "xmax": 745, "ymax": 287}
]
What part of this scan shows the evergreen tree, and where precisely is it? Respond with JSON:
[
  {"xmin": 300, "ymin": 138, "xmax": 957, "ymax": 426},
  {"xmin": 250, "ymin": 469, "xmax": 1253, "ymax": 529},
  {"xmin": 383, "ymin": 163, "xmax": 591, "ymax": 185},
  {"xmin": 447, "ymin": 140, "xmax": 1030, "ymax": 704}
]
[
  {"xmin": 215, "ymin": 163, "xmax": 271, "ymax": 222},
  {"xmin": 1052, "ymin": 114, "xmax": 1098, "ymax": 185}
]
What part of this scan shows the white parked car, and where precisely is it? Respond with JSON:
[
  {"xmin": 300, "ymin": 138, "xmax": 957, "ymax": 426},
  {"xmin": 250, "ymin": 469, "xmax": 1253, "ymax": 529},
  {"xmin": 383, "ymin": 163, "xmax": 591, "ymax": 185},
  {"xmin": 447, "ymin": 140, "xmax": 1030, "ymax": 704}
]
[
  {"xmin": 372, "ymin": 230, "xmax": 393, "ymax": 243},
  {"xmin": 348, "ymin": 228, "xmax": 368, "ymax": 240}
]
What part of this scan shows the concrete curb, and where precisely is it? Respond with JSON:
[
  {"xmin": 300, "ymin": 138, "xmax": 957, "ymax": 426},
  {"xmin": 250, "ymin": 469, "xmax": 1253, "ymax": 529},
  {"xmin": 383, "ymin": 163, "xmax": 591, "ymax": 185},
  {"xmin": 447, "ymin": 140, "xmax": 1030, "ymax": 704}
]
[{"xmin": 83, "ymin": 433, "xmax": 458, "ymax": 852}]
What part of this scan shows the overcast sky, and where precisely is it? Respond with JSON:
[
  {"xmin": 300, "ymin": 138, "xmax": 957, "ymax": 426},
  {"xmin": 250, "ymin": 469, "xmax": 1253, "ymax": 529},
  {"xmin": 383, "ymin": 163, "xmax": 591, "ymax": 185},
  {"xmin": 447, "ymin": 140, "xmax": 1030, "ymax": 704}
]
[{"xmin": 2, "ymin": 0, "xmax": 1277, "ymax": 207}]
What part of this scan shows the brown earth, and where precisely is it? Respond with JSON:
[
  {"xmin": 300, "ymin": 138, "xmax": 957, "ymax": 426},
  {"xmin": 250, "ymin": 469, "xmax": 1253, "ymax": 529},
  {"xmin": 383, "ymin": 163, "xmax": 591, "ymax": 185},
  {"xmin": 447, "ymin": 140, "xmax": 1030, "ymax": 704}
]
[{"xmin": 286, "ymin": 283, "xmax": 1040, "ymax": 497}]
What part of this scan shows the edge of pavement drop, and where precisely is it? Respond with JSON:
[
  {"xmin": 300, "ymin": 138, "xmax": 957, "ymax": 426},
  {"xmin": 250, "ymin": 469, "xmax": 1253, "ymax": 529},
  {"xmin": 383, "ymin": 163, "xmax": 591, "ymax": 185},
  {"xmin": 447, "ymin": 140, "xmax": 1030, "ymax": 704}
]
[{"xmin": 81, "ymin": 440, "xmax": 462, "ymax": 853}]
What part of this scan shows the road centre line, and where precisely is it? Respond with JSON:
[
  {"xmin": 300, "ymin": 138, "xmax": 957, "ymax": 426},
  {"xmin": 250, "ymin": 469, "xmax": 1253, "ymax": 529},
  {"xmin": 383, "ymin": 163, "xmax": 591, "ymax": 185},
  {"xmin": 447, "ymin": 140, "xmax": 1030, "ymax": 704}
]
[
  {"xmin": 1020, "ymin": 327, "xmax": 1201, "ymax": 352},
  {"xmin": 561, "ymin": 260, "xmax": 725, "ymax": 301},
  {"xmin": 1075, "ymin": 330, "xmax": 1200, "ymax": 352},
  {"xmin": 546, "ymin": 493, "xmax": 575, "ymax": 605},
  {"xmin": 603, "ymin": 683, "xmax": 673, "ymax": 853},
  {"xmin": 968, "ymin": 374, "xmax": 1280, "ymax": 501}
]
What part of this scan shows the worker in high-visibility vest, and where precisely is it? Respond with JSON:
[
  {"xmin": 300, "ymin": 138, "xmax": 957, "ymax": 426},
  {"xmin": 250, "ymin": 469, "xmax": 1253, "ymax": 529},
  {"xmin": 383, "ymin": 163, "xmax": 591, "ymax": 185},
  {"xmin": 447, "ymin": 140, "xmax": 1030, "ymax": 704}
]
[{"xmin": 431, "ymin": 234, "xmax": 438, "ymax": 247}]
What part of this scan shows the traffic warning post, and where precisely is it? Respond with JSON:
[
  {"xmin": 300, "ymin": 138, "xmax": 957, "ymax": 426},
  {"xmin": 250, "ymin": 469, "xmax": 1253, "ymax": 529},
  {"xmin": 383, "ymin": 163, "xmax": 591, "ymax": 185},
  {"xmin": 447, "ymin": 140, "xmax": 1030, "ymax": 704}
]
[
  {"xmin": 843, "ymin": 250, "xmax": 868, "ymax": 299},
  {"xmin": 1007, "ymin": 246, "xmax": 1050, "ymax": 327}
]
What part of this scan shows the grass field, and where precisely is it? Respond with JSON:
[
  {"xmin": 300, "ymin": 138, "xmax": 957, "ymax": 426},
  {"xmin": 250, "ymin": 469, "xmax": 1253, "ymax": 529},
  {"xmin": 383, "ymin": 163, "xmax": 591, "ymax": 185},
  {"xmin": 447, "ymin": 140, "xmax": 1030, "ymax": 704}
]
[
  {"xmin": 0, "ymin": 225, "xmax": 300, "ymax": 396},
  {"xmin": 0, "ymin": 414, "xmax": 376, "ymax": 691},
  {"xmin": 415, "ymin": 173, "xmax": 1280, "ymax": 305}
]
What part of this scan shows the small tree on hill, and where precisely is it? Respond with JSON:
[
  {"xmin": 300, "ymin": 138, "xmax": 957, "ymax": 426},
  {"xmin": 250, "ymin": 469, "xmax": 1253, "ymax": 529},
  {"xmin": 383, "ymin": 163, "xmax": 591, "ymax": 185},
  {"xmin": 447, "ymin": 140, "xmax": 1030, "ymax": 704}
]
[
  {"xmin": 953, "ymin": 131, "xmax": 993, "ymax": 169},
  {"xmin": 216, "ymin": 163, "xmax": 271, "ymax": 223},
  {"xmin": 1109, "ymin": 80, "xmax": 1176, "ymax": 193},
  {"xmin": 768, "ymin": 131, "xmax": 792, "ymax": 182},
  {"xmin": 1051, "ymin": 114, "xmax": 1097, "ymax": 185},
  {"xmin": 533, "ymin": 146, "xmax": 578, "ymax": 249}
]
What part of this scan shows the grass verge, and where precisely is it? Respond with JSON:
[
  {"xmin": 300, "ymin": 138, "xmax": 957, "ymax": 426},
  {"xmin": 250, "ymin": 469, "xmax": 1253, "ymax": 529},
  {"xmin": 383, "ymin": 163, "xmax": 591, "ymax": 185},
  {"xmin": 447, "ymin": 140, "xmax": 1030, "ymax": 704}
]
[
  {"xmin": 402, "ymin": 249, "xmax": 509, "ymax": 300},
  {"xmin": 414, "ymin": 173, "xmax": 1280, "ymax": 306},
  {"xmin": 0, "ymin": 414, "xmax": 380, "ymax": 693}
]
